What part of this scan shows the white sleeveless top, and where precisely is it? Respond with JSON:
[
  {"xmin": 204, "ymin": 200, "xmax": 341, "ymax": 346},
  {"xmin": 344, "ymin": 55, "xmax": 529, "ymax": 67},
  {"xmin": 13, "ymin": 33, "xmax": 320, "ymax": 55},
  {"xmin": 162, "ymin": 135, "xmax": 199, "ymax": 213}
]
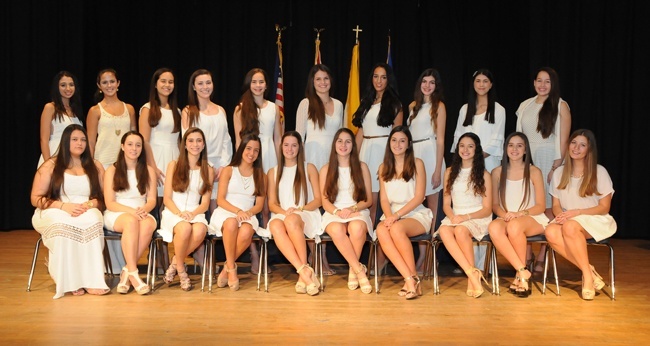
[{"xmin": 95, "ymin": 102, "xmax": 131, "ymax": 167}]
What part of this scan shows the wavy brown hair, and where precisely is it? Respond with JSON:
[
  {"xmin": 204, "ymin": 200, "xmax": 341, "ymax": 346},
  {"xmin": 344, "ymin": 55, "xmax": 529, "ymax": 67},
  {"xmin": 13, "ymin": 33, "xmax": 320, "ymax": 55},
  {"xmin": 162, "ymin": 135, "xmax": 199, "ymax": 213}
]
[
  {"xmin": 147, "ymin": 68, "xmax": 181, "ymax": 132},
  {"xmin": 556, "ymin": 129, "xmax": 601, "ymax": 197},
  {"xmin": 445, "ymin": 132, "xmax": 486, "ymax": 197},
  {"xmin": 324, "ymin": 128, "xmax": 367, "ymax": 203},
  {"xmin": 380, "ymin": 126, "xmax": 416, "ymax": 182},
  {"xmin": 229, "ymin": 134, "xmax": 266, "ymax": 196},
  {"xmin": 172, "ymin": 127, "xmax": 212, "ymax": 195},
  {"xmin": 112, "ymin": 131, "xmax": 150, "ymax": 195},
  {"xmin": 409, "ymin": 68, "xmax": 444, "ymax": 130},
  {"xmin": 238, "ymin": 68, "xmax": 269, "ymax": 139},
  {"xmin": 275, "ymin": 131, "xmax": 308, "ymax": 205},
  {"xmin": 498, "ymin": 132, "xmax": 533, "ymax": 211}
]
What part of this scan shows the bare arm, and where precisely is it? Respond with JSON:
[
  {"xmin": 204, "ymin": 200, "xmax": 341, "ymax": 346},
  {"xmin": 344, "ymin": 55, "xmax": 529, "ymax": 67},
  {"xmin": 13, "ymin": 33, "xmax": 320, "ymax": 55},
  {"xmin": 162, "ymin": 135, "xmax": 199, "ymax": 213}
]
[
  {"xmin": 139, "ymin": 106, "xmax": 164, "ymax": 187},
  {"xmin": 126, "ymin": 103, "xmax": 137, "ymax": 130},
  {"xmin": 86, "ymin": 105, "xmax": 100, "ymax": 156},
  {"xmin": 233, "ymin": 105, "xmax": 242, "ymax": 150},
  {"xmin": 355, "ymin": 127, "xmax": 364, "ymax": 154},
  {"xmin": 304, "ymin": 163, "xmax": 322, "ymax": 211},
  {"xmin": 319, "ymin": 165, "xmax": 336, "ymax": 214},
  {"xmin": 39, "ymin": 103, "xmax": 55, "ymax": 161},
  {"xmin": 190, "ymin": 168, "xmax": 214, "ymax": 217},
  {"xmin": 433, "ymin": 102, "xmax": 447, "ymax": 188},
  {"xmin": 266, "ymin": 167, "xmax": 284, "ymax": 215}
]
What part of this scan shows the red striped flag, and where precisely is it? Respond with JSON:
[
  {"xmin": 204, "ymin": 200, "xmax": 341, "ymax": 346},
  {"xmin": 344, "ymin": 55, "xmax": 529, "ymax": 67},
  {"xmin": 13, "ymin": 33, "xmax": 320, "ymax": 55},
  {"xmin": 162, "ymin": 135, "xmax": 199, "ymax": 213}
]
[{"xmin": 274, "ymin": 30, "xmax": 285, "ymax": 127}]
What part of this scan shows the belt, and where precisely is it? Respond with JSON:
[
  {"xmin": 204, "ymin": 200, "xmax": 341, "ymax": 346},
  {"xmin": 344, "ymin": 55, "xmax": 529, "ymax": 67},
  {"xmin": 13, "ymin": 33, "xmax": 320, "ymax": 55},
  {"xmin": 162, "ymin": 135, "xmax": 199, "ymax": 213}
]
[
  {"xmin": 363, "ymin": 135, "xmax": 389, "ymax": 139},
  {"xmin": 412, "ymin": 137, "xmax": 431, "ymax": 144}
]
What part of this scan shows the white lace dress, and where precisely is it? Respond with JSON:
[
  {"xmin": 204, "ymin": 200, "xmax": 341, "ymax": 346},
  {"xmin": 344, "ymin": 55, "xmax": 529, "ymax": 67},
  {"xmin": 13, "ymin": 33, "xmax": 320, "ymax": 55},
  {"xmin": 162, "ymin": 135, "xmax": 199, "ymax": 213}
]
[{"xmin": 439, "ymin": 167, "xmax": 492, "ymax": 240}]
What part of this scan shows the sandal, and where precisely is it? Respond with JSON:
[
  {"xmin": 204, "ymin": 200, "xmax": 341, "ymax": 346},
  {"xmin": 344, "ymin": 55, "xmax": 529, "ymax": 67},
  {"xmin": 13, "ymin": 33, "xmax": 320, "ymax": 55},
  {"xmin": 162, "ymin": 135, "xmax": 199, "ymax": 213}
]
[
  {"xmin": 71, "ymin": 288, "xmax": 85, "ymax": 296},
  {"xmin": 163, "ymin": 256, "xmax": 178, "ymax": 284},
  {"xmin": 226, "ymin": 263, "xmax": 239, "ymax": 291},
  {"xmin": 515, "ymin": 267, "xmax": 532, "ymax": 298},
  {"xmin": 464, "ymin": 267, "xmax": 488, "ymax": 298},
  {"xmin": 295, "ymin": 280, "xmax": 307, "ymax": 294},
  {"xmin": 508, "ymin": 277, "xmax": 520, "ymax": 294},
  {"xmin": 178, "ymin": 271, "xmax": 192, "ymax": 291},
  {"xmin": 347, "ymin": 268, "xmax": 359, "ymax": 290},
  {"xmin": 127, "ymin": 269, "xmax": 150, "ymax": 295},
  {"xmin": 355, "ymin": 264, "xmax": 372, "ymax": 294},
  {"xmin": 404, "ymin": 276, "xmax": 422, "ymax": 300},
  {"xmin": 582, "ymin": 277, "xmax": 595, "ymax": 300},
  {"xmin": 297, "ymin": 264, "xmax": 320, "ymax": 296},
  {"xmin": 590, "ymin": 264, "xmax": 606, "ymax": 290},
  {"xmin": 116, "ymin": 267, "xmax": 131, "ymax": 294}
]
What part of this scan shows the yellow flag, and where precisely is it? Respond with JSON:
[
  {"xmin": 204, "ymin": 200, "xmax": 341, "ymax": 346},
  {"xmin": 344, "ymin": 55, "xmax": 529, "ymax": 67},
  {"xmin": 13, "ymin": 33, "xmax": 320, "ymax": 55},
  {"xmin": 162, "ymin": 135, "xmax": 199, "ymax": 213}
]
[{"xmin": 344, "ymin": 43, "xmax": 360, "ymax": 133}]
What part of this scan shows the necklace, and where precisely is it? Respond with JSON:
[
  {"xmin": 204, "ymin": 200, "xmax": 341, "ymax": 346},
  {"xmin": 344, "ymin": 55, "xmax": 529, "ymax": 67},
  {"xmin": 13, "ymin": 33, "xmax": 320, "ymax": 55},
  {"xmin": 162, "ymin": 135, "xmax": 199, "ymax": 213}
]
[
  {"xmin": 239, "ymin": 167, "xmax": 253, "ymax": 190},
  {"xmin": 571, "ymin": 171, "xmax": 584, "ymax": 178}
]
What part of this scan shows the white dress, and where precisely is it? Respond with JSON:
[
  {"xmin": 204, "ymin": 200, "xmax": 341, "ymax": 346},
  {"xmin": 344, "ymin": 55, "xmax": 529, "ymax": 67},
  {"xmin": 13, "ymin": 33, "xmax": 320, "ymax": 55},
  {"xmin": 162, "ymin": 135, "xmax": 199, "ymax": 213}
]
[
  {"xmin": 379, "ymin": 175, "xmax": 434, "ymax": 232},
  {"xmin": 550, "ymin": 165, "xmax": 617, "ymax": 241},
  {"xmin": 103, "ymin": 170, "xmax": 156, "ymax": 230},
  {"xmin": 258, "ymin": 102, "xmax": 278, "ymax": 174},
  {"xmin": 209, "ymin": 167, "xmax": 260, "ymax": 236},
  {"xmin": 358, "ymin": 104, "xmax": 392, "ymax": 192},
  {"xmin": 499, "ymin": 178, "xmax": 549, "ymax": 226},
  {"xmin": 94, "ymin": 102, "xmax": 132, "ymax": 167},
  {"xmin": 31, "ymin": 173, "xmax": 108, "ymax": 299},
  {"xmin": 439, "ymin": 167, "xmax": 492, "ymax": 240},
  {"xmin": 37, "ymin": 114, "xmax": 82, "ymax": 168},
  {"xmin": 516, "ymin": 96, "xmax": 570, "ymax": 207},
  {"xmin": 451, "ymin": 103, "xmax": 506, "ymax": 173},
  {"xmin": 409, "ymin": 103, "xmax": 445, "ymax": 195},
  {"xmin": 295, "ymin": 98, "xmax": 344, "ymax": 170},
  {"xmin": 321, "ymin": 167, "xmax": 374, "ymax": 240},
  {"xmin": 159, "ymin": 168, "xmax": 209, "ymax": 243},
  {"xmin": 141, "ymin": 103, "xmax": 180, "ymax": 196},
  {"xmin": 267, "ymin": 164, "xmax": 323, "ymax": 239},
  {"xmin": 183, "ymin": 109, "xmax": 233, "ymax": 199}
]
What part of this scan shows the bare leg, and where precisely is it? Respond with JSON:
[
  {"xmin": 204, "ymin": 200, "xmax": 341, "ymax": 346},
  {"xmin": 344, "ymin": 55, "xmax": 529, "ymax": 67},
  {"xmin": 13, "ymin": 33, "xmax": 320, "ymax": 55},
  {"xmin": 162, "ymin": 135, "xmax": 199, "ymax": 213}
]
[{"xmin": 377, "ymin": 219, "xmax": 425, "ymax": 293}]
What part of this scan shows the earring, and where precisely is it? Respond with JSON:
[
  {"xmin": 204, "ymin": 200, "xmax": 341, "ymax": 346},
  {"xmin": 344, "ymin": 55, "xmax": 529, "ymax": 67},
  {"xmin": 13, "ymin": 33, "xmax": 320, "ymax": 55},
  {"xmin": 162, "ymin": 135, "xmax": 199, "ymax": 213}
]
[{"xmin": 99, "ymin": 90, "xmax": 103, "ymax": 94}]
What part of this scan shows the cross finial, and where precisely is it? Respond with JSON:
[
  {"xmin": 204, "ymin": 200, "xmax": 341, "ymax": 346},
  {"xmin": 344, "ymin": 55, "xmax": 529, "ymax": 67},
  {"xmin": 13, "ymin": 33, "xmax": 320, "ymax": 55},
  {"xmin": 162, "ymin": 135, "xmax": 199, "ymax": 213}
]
[{"xmin": 353, "ymin": 25, "xmax": 363, "ymax": 43}]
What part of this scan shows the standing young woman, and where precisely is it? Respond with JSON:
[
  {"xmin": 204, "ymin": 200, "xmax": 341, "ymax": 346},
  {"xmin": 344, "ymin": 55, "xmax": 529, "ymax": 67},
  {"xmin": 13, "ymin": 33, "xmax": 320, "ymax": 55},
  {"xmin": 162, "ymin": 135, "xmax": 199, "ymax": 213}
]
[
  {"xmin": 295, "ymin": 64, "xmax": 343, "ymax": 276},
  {"xmin": 545, "ymin": 129, "xmax": 616, "ymax": 300},
  {"xmin": 87, "ymin": 68, "xmax": 137, "ymax": 168},
  {"xmin": 233, "ymin": 68, "xmax": 282, "ymax": 273},
  {"xmin": 438, "ymin": 132, "xmax": 493, "ymax": 298},
  {"xmin": 139, "ymin": 68, "xmax": 182, "ymax": 205},
  {"xmin": 267, "ymin": 131, "xmax": 322, "ymax": 296},
  {"xmin": 407, "ymin": 68, "xmax": 447, "ymax": 274},
  {"xmin": 375, "ymin": 126, "xmax": 433, "ymax": 300},
  {"xmin": 182, "ymin": 69, "xmax": 232, "ymax": 213},
  {"xmin": 320, "ymin": 128, "xmax": 374, "ymax": 294},
  {"xmin": 516, "ymin": 67, "xmax": 572, "ymax": 272},
  {"xmin": 209, "ymin": 134, "xmax": 266, "ymax": 291},
  {"xmin": 488, "ymin": 132, "xmax": 549, "ymax": 298},
  {"xmin": 159, "ymin": 128, "xmax": 214, "ymax": 291},
  {"xmin": 38, "ymin": 71, "xmax": 83, "ymax": 168},
  {"xmin": 450, "ymin": 68, "xmax": 505, "ymax": 270},
  {"xmin": 103, "ymin": 131, "xmax": 157, "ymax": 295},
  {"xmin": 31, "ymin": 124, "xmax": 109, "ymax": 298}
]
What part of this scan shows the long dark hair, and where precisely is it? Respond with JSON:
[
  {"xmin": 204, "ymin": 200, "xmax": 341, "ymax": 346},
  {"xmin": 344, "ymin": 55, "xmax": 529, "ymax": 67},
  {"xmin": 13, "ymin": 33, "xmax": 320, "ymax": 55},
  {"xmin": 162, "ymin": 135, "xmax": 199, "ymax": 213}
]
[
  {"xmin": 147, "ymin": 68, "xmax": 181, "ymax": 132},
  {"xmin": 172, "ymin": 127, "xmax": 212, "ymax": 195},
  {"xmin": 556, "ymin": 129, "xmax": 601, "ymax": 197},
  {"xmin": 498, "ymin": 132, "xmax": 533, "ymax": 211},
  {"xmin": 445, "ymin": 132, "xmax": 486, "ymax": 197},
  {"xmin": 238, "ymin": 68, "xmax": 269, "ymax": 139},
  {"xmin": 94, "ymin": 68, "xmax": 118, "ymax": 103},
  {"xmin": 409, "ymin": 68, "xmax": 444, "ymax": 129},
  {"xmin": 352, "ymin": 63, "xmax": 401, "ymax": 128},
  {"xmin": 112, "ymin": 131, "xmax": 150, "ymax": 195},
  {"xmin": 276, "ymin": 131, "xmax": 308, "ymax": 205},
  {"xmin": 185, "ymin": 69, "xmax": 212, "ymax": 128},
  {"xmin": 535, "ymin": 67, "xmax": 562, "ymax": 138},
  {"xmin": 463, "ymin": 69, "xmax": 497, "ymax": 126},
  {"xmin": 305, "ymin": 64, "xmax": 333, "ymax": 130},
  {"xmin": 39, "ymin": 124, "xmax": 103, "ymax": 209},
  {"xmin": 324, "ymin": 128, "xmax": 367, "ymax": 203},
  {"xmin": 229, "ymin": 134, "xmax": 266, "ymax": 197},
  {"xmin": 50, "ymin": 71, "xmax": 83, "ymax": 124},
  {"xmin": 380, "ymin": 126, "xmax": 416, "ymax": 182}
]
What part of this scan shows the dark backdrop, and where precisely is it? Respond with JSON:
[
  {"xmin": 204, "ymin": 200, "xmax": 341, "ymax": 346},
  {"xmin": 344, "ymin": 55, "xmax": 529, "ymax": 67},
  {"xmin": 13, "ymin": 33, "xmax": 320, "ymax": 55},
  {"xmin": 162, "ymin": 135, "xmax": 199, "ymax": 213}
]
[{"xmin": 2, "ymin": 0, "xmax": 648, "ymax": 238}]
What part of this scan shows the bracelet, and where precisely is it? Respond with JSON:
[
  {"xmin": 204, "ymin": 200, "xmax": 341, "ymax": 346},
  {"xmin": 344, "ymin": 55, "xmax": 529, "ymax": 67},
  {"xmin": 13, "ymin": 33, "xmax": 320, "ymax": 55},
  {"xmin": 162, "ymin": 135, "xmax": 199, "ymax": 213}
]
[
  {"xmin": 466, "ymin": 214, "xmax": 471, "ymax": 221},
  {"xmin": 333, "ymin": 208, "xmax": 341, "ymax": 215},
  {"xmin": 522, "ymin": 209, "xmax": 529, "ymax": 216},
  {"xmin": 297, "ymin": 206, "xmax": 304, "ymax": 212},
  {"xmin": 351, "ymin": 204, "xmax": 358, "ymax": 212},
  {"xmin": 60, "ymin": 202, "xmax": 65, "ymax": 210},
  {"xmin": 395, "ymin": 211, "xmax": 401, "ymax": 219},
  {"xmin": 236, "ymin": 209, "xmax": 243, "ymax": 214}
]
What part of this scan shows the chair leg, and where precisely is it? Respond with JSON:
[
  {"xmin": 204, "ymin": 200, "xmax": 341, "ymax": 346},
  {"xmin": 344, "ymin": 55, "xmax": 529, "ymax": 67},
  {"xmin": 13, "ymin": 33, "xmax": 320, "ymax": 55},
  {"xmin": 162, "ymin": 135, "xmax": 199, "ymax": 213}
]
[
  {"xmin": 316, "ymin": 241, "xmax": 325, "ymax": 292},
  {"xmin": 551, "ymin": 248, "xmax": 560, "ymax": 296},
  {"xmin": 491, "ymin": 245, "xmax": 500, "ymax": 295},
  {"xmin": 103, "ymin": 240, "xmax": 114, "ymax": 277},
  {"xmin": 201, "ymin": 239, "xmax": 209, "ymax": 292},
  {"xmin": 26, "ymin": 237, "xmax": 43, "ymax": 292},
  {"xmin": 146, "ymin": 239, "xmax": 155, "ymax": 290},
  {"xmin": 432, "ymin": 240, "xmax": 440, "ymax": 295},
  {"xmin": 608, "ymin": 244, "xmax": 616, "ymax": 300},
  {"xmin": 263, "ymin": 240, "xmax": 269, "ymax": 292},
  {"xmin": 372, "ymin": 240, "xmax": 379, "ymax": 294}
]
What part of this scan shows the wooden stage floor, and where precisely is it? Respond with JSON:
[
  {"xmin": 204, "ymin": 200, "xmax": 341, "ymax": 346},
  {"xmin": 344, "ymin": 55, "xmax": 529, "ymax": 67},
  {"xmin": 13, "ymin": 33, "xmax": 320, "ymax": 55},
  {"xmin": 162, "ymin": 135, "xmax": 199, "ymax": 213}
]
[{"xmin": 1, "ymin": 229, "xmax": 648, "ymax": 345}]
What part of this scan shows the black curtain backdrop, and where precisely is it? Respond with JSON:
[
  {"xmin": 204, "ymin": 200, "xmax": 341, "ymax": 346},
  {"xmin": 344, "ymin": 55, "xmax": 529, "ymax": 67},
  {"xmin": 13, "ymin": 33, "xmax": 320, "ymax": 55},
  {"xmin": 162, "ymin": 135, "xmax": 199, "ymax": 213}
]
[{"xmin": 2, "ymin": 1, "xmax": 648, "ymax": 238}]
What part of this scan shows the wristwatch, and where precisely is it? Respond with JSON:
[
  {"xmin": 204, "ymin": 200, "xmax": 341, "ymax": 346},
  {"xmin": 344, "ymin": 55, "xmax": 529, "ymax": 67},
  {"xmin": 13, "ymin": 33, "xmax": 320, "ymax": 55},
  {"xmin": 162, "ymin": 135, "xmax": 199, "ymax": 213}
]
[
  {"xmin": 522, "ymin": 209, "xmax": 529, "ymax": 216},
  {"xmin": 351, "ymin": 204, "xmax": 358, "ymax": 212},
  {"xmin": 86, "ymin": 200, "xmax": 94, "ymax": 208}
]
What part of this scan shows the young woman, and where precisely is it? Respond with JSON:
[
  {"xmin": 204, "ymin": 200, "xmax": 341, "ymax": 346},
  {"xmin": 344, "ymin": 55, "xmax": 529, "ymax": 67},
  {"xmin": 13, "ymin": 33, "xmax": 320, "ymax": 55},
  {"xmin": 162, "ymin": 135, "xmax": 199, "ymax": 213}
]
[
  {"xmin": 516, "ymin": 67, "xmax": 572, "ymax": 271},
  {"xmin": 209, "ymin": 134, "xmax": 266, "ymax": 291},
  {"xmin": 38, "ymin": 71, "xmax": 83, "ymax": 168},
  {"xmin": 450, "ymin": 68, "xmax": 505, "ymax": 270},
  {"xmin": 545, "ymin": 129, "xmax": 616, "ymax": 300},
  {"xmin": 320, "ymin": 128, "xmax": 374, "ymax": 294},
  {"xmin": 31, "ymin": 124, "xmax": 109, "ymax": 299},
  {"xmin": 407, "ymin": 68, "xmax": 447, "ymax": 274},
  {"xmin": 487, "ymin": 132, "xmax": 549, "ymax": 298},
  {"xmin": 87, "ymin": 68, "xmax": 137, "ymax": 168},
  {"xmin": 233, "ymin": 68, "xmax": 281, "ymax": 274},
  {"xmin": 182, "ymin": 69, "xmax": 232, "ymax": 213},
  {"xmin": 438, "ymin": 132, "xmax": 493, "ymax": 298},
  {"xmin": 267, "ymin": 131, "xmax": 322, "ymax": 296},
  {"xmin": 295, "ymin": 63, "xmax": 343, "ymax": 276},
  {"xmin": 159, "ymin": 128, "xmax": 214, "ymax": 291},
  {"xmin": 376, "ymin": 126, "xmax": 433, "ymax": 300},
  {"xmin": 139, "ymin": 68, "xmax": 182, "ymax": 202},
  {"xmin": 103, "ymin": 131, "xmax": 157, "ymax": 295}
]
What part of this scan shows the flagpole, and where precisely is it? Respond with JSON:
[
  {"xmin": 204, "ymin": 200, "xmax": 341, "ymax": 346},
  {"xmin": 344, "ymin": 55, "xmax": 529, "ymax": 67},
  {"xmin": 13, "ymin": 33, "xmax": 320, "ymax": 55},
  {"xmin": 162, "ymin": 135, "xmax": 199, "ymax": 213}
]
[
  {"xmin": 314, "ymin": 28, "xmax": 324, "ymax": 65},
  {"xmin": 275, "ymin": 24, "xmax": 286, "ymax": 130}
]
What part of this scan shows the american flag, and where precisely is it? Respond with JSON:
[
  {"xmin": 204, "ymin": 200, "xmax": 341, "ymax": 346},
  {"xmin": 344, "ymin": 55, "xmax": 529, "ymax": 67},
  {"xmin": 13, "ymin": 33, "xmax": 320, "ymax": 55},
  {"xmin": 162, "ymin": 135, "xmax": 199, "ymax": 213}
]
[{"xmin": 274, "ymin": 26, "xmax": 285, "ymax": 127}]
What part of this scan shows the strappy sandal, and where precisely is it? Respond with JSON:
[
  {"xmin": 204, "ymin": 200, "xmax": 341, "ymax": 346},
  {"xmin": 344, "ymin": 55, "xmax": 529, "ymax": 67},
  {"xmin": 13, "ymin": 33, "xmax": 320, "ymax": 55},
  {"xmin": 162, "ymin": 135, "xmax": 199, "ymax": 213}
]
[
  {"xmin": 116, "ymin": 267, "xmax": 131, "ymax": 294},
  {"xmin": 508, "ymin": 276, "xmax": 520, "ymax": 294},
  {"xmin": 515, "ymin": 267, "xmax": 532, "ymax": 298},
  {"xmin": 297, "ymin": 264, "xmax": 320, "ymax": 296},
  {"xmin": 348, "ymin": 268, "xmax": 359, "ymax": 290},
  {"xmin": 590, "ymin": 264, "xmax": 606, "ymax": 290},
  {"xmin": 226, "ymin": 263, "xmax": 239, "ymax": 291},
  {"xmin": 404, "ymin": 276, "xmax": 422, "ymax": 300},
  {"xmin": 464, "ymin": 267, "xmax": 488, "ymax": 298},
  {"xmin": 178, "ymin": 271, "xmax": 192, "ymax": 291},
  {"xmin": 355, "ymin": 264, "xmax": 372, "ymax": 294},
  {"xmin": 163, "ymin": 257, "xmax": 178, "ymax": 284},
  {"xmin": 295, "ymin": 280, "xmax": 307, "ymax": 294},
  {"xmin": 127, "ymin": 269, "xmax": 151, "ymax": 295}
]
